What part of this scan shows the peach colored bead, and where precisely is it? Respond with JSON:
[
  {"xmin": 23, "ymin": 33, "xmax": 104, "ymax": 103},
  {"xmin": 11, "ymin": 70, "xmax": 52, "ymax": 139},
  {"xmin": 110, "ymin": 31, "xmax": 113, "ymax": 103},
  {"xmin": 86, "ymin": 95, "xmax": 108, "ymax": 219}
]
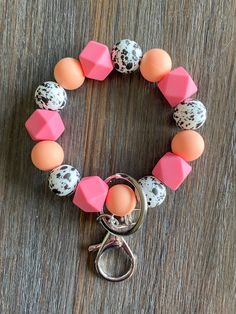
[
  {"xmin": 31, "ymin": 141, "xmax": 64, "ymax": 171},
  {"xmin": 54, "ymin": 57, "xmax": 85, "ymax": 90},
  {"xmin": 105, "ymin": 184, "xmax": 136, "ymax": 217},
  {"xmin": 140, "ymin": 48, "xmax": 172, "ymax": 82},
  {"xmin": 171, "ymin": 130, "xmax": 205, "ymax": 161}
]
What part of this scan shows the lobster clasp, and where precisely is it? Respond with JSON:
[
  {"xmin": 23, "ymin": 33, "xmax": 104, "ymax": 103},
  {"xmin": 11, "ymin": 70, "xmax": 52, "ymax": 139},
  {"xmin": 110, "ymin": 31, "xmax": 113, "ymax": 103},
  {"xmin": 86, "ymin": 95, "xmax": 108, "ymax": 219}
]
[{"xmin": 88, "ymin": 232, "xmax": 136, "ymax": 282}]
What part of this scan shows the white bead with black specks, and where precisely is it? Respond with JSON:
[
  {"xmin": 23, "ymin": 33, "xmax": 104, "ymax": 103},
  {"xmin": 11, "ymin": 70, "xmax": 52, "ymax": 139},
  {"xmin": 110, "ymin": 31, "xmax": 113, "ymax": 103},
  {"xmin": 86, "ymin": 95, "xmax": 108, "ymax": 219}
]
[
  {"xmin": 35, "ymin": 81, "xmax": 67, "ymax": 111},
  {"xmin": 48, "ymin": 165, "xmax": 81, "ymax": 196},
  {"xmin": 139, "ymin": 176, "xmax": 166, "ymax": 208},
  {"xmin": 173, "ymin": 100, "xmax": 207, "ymax": 130},
  {"xmin": 111, "ymin": 39, "xmax": 142, "ymax": 73}
]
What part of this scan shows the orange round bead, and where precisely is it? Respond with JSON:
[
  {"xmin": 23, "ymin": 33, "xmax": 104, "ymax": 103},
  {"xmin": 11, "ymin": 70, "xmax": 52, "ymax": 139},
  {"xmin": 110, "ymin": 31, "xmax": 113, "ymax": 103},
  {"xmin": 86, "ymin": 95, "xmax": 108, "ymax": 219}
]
[
  {"xmin": 105, "ymin": 184, "xmax": 136, "ymax": 217},
  {"xmin": 31, "ymin": 141, "xmax": 64, "ymax": 171},
  {"xmin": 171, "ymin": 130, "xmax": 205, "ymax": 161},
  {"xmin": 140, "ymin": 48, "xmax": 172, "ymax": 82},
  {"xmin": 54, "ymin": 57, "xmax": 85, "ymax": 90}
]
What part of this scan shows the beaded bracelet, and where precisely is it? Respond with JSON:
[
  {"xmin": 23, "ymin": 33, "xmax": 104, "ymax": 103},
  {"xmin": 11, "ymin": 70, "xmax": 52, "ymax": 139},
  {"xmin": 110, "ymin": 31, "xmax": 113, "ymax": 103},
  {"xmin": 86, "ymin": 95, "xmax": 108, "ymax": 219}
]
[{"xmin": 25, "ymin": 39, "xmax": 207, "ymax": 282}]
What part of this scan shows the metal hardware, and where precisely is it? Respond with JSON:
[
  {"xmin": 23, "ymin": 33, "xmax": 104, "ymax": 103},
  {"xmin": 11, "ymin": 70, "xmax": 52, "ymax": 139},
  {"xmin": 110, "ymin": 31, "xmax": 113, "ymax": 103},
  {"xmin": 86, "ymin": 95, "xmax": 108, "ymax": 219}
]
[
  {"xmin": 98, "ymin": 173, "xmax": 147, "ymax": 236},
  {"xmin": 88, "ymin": 232, "xmax": 136, "ymax": 282},
  {"xmin": 89, "ymin": 173, "xmax": 147, "ymax": 281}
]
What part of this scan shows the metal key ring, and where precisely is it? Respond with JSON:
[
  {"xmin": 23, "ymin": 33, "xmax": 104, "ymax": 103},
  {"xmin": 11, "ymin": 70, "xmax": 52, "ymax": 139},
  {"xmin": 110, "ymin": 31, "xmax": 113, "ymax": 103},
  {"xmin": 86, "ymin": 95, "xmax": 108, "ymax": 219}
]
[{"xmin": 97, "ymin": 173, "xmax": 147, "ymax": 236}]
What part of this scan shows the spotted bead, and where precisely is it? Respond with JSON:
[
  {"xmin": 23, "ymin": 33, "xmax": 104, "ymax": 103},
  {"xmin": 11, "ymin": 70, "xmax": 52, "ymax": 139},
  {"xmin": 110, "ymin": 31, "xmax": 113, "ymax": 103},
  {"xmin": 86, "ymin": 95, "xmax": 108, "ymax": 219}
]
[
  {"xmin": 48, "ymin": 165, "xmax": 81, "ymax": 196},
  {"xmin": 111, "ymin": 39, "xmax": 142, "ymax": 73},
  {"xmin": 35, "ymin": 81, "xmax": 67, "ymax": 111},
  {"xmin": 173, "ymin": 100, "xmax": 207, "ymax": 130},
  {"xmin": 138, "ymin": 176, "xmax": 166, "ymax": 208}
]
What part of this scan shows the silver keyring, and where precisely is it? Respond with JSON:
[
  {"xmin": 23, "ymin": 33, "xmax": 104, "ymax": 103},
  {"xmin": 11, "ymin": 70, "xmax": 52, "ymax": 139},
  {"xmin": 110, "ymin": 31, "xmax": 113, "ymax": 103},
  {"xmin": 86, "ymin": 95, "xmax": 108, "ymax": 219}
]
[{"xmin": 97, "ymin": 173, "xmax": 147, "ymax": 236}]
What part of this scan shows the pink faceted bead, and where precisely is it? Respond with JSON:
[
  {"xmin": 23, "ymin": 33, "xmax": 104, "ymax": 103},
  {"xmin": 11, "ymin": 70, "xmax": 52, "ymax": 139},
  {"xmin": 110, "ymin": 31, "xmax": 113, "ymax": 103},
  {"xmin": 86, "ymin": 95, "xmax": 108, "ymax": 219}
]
[
  {"xmin": 157, "ymin": 67, "xmax": 198, "ymax": 107},
  {"xmin": 25, "ymin": 109, "xmax": 65, "ymax": 141},
  {"xmin": 73, "ymin": 176, "xmax": 108, "ymax": 213},
  {"xmin": 79, "ymin": 41, "xmax": 113, "ymax": 81},
  {"xmin": 152, "ymin": 152, "xmax": 192, "ymax": 190}
]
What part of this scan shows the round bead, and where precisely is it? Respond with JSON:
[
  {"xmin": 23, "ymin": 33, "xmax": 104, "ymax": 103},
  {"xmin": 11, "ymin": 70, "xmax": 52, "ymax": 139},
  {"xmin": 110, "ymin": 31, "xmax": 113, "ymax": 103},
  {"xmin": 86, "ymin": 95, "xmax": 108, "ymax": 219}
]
[
  {"xmin": 35, "ymin": 81, "xmax": 67, "ymax": 111},
  {"xmin": 111, "ymin": 39, "xmax": 142, "ymax": 73},
  {"xmin": 173, "ymin": 100, "xmax": 207, "ymax": 130},
  {"xmin": 140, "ymin": 48, "xmax": 172, "ymax": 82},
  {"xmin": 138, "ymin": 176, "xmax": 166, "ymax": 208},
  {"xmin": 171, "ymin": 130, "xmax": 205, "ymax": 161},
  {"xmin": 48, "ymin": 165, "xmax": 81, "ymax": 196},
  {"xmin": 54, "ymin": 58, "xmax": 85, "ymax": 90},
  {"xmin": 105, "ymin": 184, "xmax": 136, "ymax": 217},
  {"xmin": 31, "ymin": 141, "xmax": 64, "ymax": 171}
]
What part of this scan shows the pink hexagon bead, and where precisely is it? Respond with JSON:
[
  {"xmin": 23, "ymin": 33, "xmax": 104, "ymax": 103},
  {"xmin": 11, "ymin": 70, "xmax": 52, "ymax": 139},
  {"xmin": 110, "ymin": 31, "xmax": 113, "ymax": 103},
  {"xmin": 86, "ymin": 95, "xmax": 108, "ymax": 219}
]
[
  {"xmin": 157, "ymin": 67, "xmax": 198, "ymax": 107},
  {"xmin": 79, "ymin": 40, "xmax": 113, "ymax": 81},
  {"xmin": 25, "ymin": 109, "xmax": 65, "ymax": 141},
  {"xmin": 73, "ymin": 176, "xmax": 108, "ymax": 213},
  {"xmin": 152, "ymin": 152, "xmax": 192, "ymax": 190}
]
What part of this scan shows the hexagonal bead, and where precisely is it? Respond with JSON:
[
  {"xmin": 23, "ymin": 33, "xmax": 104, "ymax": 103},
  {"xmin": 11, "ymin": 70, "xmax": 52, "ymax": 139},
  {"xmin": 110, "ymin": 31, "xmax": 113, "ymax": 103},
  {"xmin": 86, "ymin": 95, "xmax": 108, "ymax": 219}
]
[
  {"xmin": 157, "ymin": 67, "xmax": 198, "ymax": 107},
  {"xmin": 25, "ymin": 109, "xmax": 65, "ymax": 141},
  {"xmin": 152, "ymin": 152, "xmax": 192, "ymax": 190},
  {"xmin": 79, "ymin": 41, "xmax": 113, "ymax": 81},
  {"xmin": 73, "ymin": 176, "xmax": 108, "ymax": 213}
]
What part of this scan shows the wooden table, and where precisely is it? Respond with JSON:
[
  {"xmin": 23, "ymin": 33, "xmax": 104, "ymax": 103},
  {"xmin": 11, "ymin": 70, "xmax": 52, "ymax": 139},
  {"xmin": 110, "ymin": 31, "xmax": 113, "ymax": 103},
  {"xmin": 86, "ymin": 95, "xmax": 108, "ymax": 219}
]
[{"xmin": 0, "ymin": 0, "xmax": 235, "ymax": 313}]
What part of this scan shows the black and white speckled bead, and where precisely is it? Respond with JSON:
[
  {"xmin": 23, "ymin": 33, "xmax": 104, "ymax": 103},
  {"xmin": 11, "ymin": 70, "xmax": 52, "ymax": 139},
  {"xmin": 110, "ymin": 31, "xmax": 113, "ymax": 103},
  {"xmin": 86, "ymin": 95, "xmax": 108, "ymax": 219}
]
[
  {"xmin": 35, "ymin": 81, "xmax": 67, "ymax": 111},
  {"xmin": 111, "ymin": 39, "xmax": 142, "ymax": 73},
  {"xmin": 138, "ymin": 176, "xmax": 166, "ymax": 208},
  {"xmin": 48, "ymin": 165, "xmax": 81, "ymax": 196},
  {"xmin": 173, "ymin": 100, "xmax": 207, "ymax": 130}
]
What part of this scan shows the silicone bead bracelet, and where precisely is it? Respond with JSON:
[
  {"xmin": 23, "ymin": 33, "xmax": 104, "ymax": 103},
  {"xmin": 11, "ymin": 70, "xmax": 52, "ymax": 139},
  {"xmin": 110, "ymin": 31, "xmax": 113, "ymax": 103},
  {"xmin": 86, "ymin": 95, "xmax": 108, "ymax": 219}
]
[{"xmin": 25, "ymin": 39, "xmax": 207, "ymax": 281}]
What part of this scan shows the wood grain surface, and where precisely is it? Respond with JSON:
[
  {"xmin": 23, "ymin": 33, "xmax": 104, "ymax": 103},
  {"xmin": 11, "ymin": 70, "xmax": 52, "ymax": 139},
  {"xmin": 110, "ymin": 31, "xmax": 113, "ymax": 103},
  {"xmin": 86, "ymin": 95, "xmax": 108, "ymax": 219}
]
[{"xmin": 0, "ymin": 0, "xmax": 235, "ymax": 313}]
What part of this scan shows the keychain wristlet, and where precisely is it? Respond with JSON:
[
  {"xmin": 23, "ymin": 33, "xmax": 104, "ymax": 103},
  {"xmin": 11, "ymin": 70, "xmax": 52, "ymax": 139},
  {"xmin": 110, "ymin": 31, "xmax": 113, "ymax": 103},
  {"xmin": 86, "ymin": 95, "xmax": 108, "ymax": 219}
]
[{"xmin": 25, "ymin": 39, "xmax": 207, "ymax": 281}]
